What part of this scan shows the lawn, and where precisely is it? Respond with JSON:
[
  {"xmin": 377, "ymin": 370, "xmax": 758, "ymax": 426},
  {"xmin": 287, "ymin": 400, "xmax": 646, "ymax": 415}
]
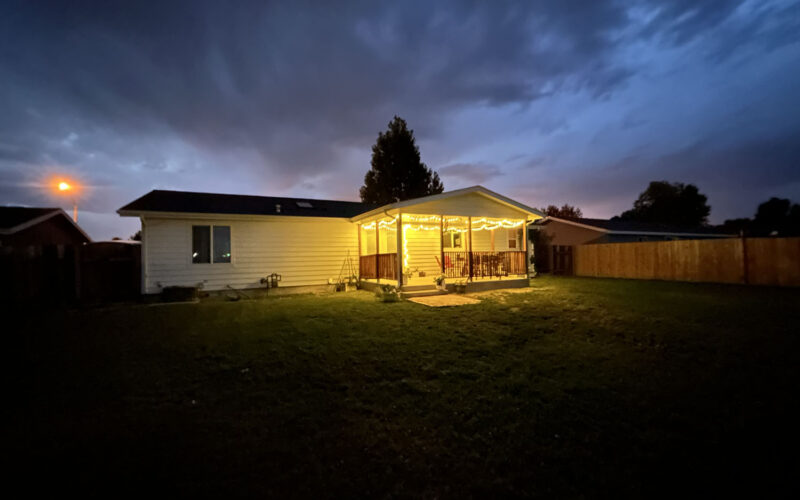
[{"xmin": 7, "ymin": 277, "xmax": 800, "ymax": 497}]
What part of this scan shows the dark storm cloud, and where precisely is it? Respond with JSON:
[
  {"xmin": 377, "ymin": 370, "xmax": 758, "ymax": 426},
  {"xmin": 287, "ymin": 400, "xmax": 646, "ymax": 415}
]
[
  {"xmin": 0, "ymin": 0, "xmax": 798, "ymax": 237},
  {"xmin": 439, "ymin": 163, "xmax": 504, "ymax": 185},
  {"xmin": 1, "ymin": 0, "xmax": 631, "ymax": 157}
]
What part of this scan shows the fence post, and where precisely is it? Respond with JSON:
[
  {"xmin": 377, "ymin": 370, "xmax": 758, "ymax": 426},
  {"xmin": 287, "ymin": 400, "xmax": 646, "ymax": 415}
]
[
  {"xmin": 74, "ymin": 244, "xmax": 82, "ymax": 300},
  {"xmin": 741, "ymin": 233, "xmax": 749, "ymax": 285}
]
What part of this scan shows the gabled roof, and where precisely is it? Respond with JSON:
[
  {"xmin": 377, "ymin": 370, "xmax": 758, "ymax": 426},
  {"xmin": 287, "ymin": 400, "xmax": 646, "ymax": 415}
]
[
  {"xmin": 535, "ymin": 216, "xmax": 734, "ymax": 237},
  {"xmin": 0, "ymin": 207, "xmax": 60, "ymax": 230},
  {"xmin": 350, "ymin": 185, "xmax": 544, "ymax": 222},
  {"xmin": 0, "ymin": 206, "xmax": 91, "ymax": 241},
  {"xmin": 118, "ymin": 189, "xmax": 374, "ymax": 219}
]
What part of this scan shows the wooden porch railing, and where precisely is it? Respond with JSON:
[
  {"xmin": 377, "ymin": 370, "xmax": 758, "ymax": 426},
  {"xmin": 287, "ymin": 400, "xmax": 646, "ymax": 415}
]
[
  {"xmin": 443, "ymin": 251, "xmax": 526, "ymax": 279},
  {"xmin": 359, "ymin": 253, "xmax": 397, "ymax": 280},
  {"xmin": 360, "ymin": 254, "xmax": 377, "ymax": 279}
]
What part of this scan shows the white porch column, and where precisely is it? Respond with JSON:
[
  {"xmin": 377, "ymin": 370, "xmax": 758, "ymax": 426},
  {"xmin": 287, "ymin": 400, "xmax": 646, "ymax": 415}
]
[
  {"xmin": 396, "ymin": 213, "xmax": 403, "ymax": 287},
  {"xmin": 524, "ymin": 218, "xmax": 531, "ymax": 279}
]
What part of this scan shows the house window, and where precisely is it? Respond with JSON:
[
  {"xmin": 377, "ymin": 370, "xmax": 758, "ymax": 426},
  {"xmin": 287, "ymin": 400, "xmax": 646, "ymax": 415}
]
[
  {"xmin": 192, "ymin": 226, "xmax": 210, "ymax": 263},
  {"xmin": 443, "ymin": 232, "xmax": 463, "ymax": 249},
  {"xmin": 508, "ymin": 228, "xmax": 522, "ymax": 249},
  {"xmin": 213, "ymin": 226, "xmax": 231, "ymax": 263},
  {"xmin": 192, "ymin": 225, "xmax": 231, "ymax": 264}
]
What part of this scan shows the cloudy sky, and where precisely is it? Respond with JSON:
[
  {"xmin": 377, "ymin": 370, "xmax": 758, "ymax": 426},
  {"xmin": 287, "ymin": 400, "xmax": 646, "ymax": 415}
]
[{"xmin": 1, "ymin": 0, "xmax": 799, "ymax": 239}]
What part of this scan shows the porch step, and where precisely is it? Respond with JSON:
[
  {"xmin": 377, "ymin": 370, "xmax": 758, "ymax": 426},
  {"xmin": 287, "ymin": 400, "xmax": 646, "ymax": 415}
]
[
  {"xmin": 399, "ymin": 285, "xmax": 448, "ymax": 298},
  {"xmin": 401, "ymin": 284, "xmax": 440, "ymax": 292},
  {"xmin": 400, "ymin": 289, "xmax": 449, "ymax": 299}
]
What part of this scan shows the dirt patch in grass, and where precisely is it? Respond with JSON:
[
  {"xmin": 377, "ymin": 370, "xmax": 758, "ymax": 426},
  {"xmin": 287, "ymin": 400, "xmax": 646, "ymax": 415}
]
[{"xmin": 409, "ymin": 295, "xmax": 481, "ymax": 307}]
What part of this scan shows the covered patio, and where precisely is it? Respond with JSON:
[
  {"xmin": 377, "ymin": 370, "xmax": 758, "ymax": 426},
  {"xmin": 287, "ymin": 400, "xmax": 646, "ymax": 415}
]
[{"xmin": 352, "ymin": 187, "xmax": 543, "ymax": 291}]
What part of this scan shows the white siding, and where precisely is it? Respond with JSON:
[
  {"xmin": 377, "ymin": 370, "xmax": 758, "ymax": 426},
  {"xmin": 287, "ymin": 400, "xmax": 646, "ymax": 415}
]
[
  {"xmin": 404, "ymin": 227, "xmax": 440, "ymax": 277},
  {"xmin": 400, "ymin": 192, "xmax": 529, "ymax": 219},
  {"xmin": 143, "ymin": 216, "xmax": 357, "ymax": 293}
]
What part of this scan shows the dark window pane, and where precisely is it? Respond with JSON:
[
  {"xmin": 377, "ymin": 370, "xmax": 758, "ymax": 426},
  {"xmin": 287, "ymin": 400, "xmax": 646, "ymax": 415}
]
[
  {"xmin": 192, "ymin": 226, "xmax": 210, "ymax": 263},
  {"xmin": 213, "ymin": 226, "xmax": 231, "ymax": 263}
]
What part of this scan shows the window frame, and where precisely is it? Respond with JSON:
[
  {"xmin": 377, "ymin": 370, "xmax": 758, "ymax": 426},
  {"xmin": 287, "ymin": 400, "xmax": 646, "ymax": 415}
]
[
  {"xmin": 212, "ymin": 225, "xmax": 232, "ymax": 263},
  {"xmin": 442, "ymin": 231, "xmax": 463, "ymax": 249},
  {"xmin": 507, "ymin": 227, "xmax": 521, "ymax": 249},
  {"xmin": 191, "ymin": 224, "xmax": 233, "ymax": 265}
]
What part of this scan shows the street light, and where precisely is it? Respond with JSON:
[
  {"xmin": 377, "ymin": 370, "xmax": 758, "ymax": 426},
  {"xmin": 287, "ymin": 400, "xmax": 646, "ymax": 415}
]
[{"xmin": 54, "ymin": 179, "xmax": 79, "ymax": 222}]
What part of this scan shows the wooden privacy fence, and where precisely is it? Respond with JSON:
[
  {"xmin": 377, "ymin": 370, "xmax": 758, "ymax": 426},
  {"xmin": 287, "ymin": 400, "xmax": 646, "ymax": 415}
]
[
  {"xmin": 1, "ymin": 242, "xmax": 141, "ymax": 303},
  {"xmin": 573, "ymin": 237, "xmax": 800, "ymax": 287}
]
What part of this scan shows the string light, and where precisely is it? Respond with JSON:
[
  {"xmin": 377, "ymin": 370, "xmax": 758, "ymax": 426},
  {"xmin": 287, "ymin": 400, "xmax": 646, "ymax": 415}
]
[
  {"xmin": 361, "ymin": 218, "xmax": 397, "ymax": 231},
  {"xmin": 403, "ymin": 214, "xmax": 441, "ymax": 223},
  {"xmin": 402, "ymin": 224, "xmax": 409, "ymax": 268},
  {"xmin": 402, "ymin": 223, "xmax": 439, "ymax": 231},
  {"xmin": 363, "ymin": 214, "xmax": 527, "ymax": 273}
]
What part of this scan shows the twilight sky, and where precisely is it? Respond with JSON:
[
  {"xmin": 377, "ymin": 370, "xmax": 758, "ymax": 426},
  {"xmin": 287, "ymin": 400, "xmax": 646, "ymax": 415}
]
[{"xmin": 1, "ymin": 0, "xmax": 799, "ymax": 239}]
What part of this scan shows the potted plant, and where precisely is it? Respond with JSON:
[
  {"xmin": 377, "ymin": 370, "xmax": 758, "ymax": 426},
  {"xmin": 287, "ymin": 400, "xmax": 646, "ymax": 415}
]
[
  {"xmin": 345, "ymin": 274, "xmax": 359, "ymax": 292},
  {"xmin": 453, "ymin": 279, "xmax": 467, "ymax": 294},
  {"xmin": 433, "ymin": 274, "xmax": 446, "ymax": 290},
  {"xmin": 375, "ymin": 284, "xmax": 400, "ymax": 302}
]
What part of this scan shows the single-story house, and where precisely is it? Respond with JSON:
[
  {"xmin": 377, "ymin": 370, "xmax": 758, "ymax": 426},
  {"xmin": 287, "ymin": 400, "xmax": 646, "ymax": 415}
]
[
  {"xmin": 530, "ymin": 215, "xmax": 734, "ymax": 271},
  {"xmin": 0, "ymin": 206, "xmax": 91, "ymax": 247},
  {"xmin": 118, "ymin": 186, "xmax": 544, "ymax": 294}
]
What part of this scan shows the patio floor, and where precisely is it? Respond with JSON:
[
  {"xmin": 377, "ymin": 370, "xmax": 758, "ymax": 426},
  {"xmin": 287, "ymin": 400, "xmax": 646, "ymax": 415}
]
[{"xmin": 408, "ymin": 294, "xmax": 481, "ymax": 307}]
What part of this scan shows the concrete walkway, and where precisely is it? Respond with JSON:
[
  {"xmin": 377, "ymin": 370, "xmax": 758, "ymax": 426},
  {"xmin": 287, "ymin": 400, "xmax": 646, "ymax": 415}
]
[{"xmin": 408, "ymin": 294, "xmax": 481, "ymax": 307}]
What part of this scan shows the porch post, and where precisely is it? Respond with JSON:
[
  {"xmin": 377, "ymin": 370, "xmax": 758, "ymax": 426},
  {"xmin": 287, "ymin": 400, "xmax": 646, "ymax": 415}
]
[
  {"xmin": 375, "ymin": 220, "xmax": 380, "ymax": 283},
  {"xmin": 468, "ymin": 216, "xmax": 473, "ymax": 281},
  {"xmin": 524, "ymin": 218, "xmax": 530, "ymax": 280},
  {"xmin": 396, "ymin": 214, "xmax": 403, "ymax": 287},
  {"xmin": 439, "ymin": 215, "xmax": 444, "ymax": 274},
  {"xmin": 357, "ymin": 223, "xmax": 361, "ymax": 279}
]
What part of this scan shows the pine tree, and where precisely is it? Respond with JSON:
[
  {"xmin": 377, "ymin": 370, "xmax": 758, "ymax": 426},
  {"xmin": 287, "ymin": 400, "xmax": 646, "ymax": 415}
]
[{"xmin": 359, "ymin": 116, "xmax": 443, "ymax": 205}]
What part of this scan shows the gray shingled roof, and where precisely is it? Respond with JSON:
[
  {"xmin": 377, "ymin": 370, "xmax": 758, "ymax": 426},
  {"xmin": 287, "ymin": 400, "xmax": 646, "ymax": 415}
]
[{"xmin": 118, "ymin": 190, "xmax": 375, "ymax": 218}]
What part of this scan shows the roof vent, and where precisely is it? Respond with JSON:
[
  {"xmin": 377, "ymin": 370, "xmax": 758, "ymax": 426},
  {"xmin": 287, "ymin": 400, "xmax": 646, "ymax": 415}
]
[
  {"xmin": 296, "ymin": 201, "xmax": 313, "ymax": 209},
  {"xmin": 275, "ymin": 204, "xmax": 281, "ymax": 213}
]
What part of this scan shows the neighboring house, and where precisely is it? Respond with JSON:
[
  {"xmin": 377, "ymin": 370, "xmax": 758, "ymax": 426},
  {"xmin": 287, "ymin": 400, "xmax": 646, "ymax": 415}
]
[
  {"xmin": 118, "ymin": 186, "xmax": 544, "ymax": 294},
  {"xmin": 531, "ymin": 216, "xmax": 734, "ymax": 271},
  {"xmin": 0, "ymin": 206, "xmax": 91, "ymax": 247}
]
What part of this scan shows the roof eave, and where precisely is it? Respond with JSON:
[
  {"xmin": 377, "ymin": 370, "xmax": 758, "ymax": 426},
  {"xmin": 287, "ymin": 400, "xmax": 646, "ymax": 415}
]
[
  {"xmin": 350, "ymin": 185, "xmax": 544, "ymax": 222},
  {"xmin": 118, "ymin": 209, "xmax": 355, "ymax": 221}
]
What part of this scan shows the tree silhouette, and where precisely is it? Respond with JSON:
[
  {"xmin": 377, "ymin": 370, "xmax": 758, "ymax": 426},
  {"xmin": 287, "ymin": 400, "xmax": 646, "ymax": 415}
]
[
  {"xmin": 617, "ymin": 181, "xmax": 710, "ymax": 226},
  {"xmin": 360, "ymin": 116, "xmax": 443, "ymax": 205},
  {"xmin": 539, "ymin": 204, "xmax": 583, "ymax": 218},
  {"xmin": 722, "ymin": 197, "xmax": 800, "ymax": 236}
]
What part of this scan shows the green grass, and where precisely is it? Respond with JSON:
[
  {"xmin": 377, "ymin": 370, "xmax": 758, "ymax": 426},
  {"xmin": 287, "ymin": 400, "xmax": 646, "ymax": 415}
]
[{"xmin": 7, "ymin": 277, "xmax": 800, "ymax": 497}]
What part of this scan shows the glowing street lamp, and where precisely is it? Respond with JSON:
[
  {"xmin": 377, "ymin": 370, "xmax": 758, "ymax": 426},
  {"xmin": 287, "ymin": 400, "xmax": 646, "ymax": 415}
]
[{"xmin": 54, "ymin": 179, "xmax": 79, "ymax": 222}]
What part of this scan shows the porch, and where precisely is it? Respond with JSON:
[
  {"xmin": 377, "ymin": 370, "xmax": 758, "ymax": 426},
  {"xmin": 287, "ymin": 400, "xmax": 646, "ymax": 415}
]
[{"xmin": 357, "ymin": 214, "xmax": 530, "ymax": 290}]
